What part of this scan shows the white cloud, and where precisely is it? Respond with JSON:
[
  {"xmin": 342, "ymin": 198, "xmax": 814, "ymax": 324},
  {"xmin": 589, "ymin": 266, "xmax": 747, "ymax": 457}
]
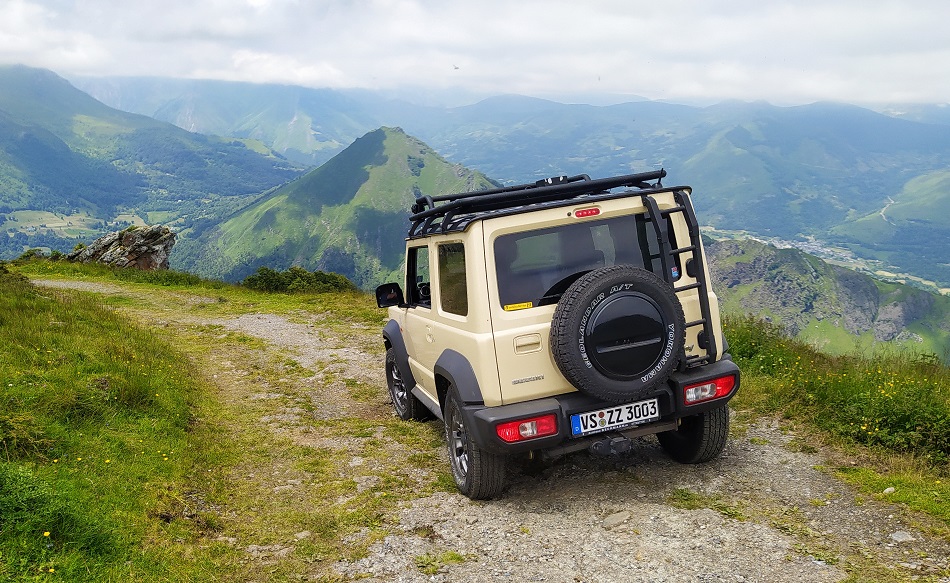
[{"xmin": 1, "ymin": 0, "xmax": 949, "ymax": 104}]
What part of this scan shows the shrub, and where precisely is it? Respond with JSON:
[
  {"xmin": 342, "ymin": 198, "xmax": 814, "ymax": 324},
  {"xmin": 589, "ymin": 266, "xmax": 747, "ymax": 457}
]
[
  {"xmin": 17, "ymin": 248, "xmax": 45, "ymax": 261},
  {"xmin": 724, "ymin": 315, "xmax": 950, "ymax": 467},
  {"xmin": 243, "ymin": 266, "xmax": 357, "ymax": 293}
]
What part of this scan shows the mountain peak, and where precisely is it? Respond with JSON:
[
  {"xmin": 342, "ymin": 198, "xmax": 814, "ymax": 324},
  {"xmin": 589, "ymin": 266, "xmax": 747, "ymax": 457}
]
[{"xmin": 176, "ymin": 128, "xmax": 498, "ymax": 287}]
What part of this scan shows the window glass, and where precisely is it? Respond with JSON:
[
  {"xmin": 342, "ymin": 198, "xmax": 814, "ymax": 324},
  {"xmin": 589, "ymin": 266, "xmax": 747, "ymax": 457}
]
[
  {"xmin": 438, "ymin": 243, "xmax": 468, "ymax": 316},
  {"xmin": 407, "ymin": 245, "xmax": 431, "ymax": 307},
  {"xmin": 494, "ymin": 214, "xmax": 680, "ymax": 311}
]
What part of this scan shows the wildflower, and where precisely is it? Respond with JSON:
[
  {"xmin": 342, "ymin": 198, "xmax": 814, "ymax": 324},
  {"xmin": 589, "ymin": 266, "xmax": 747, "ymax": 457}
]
[
  {"xmin": 43, "ymin": 532, "xmax": 50, "ymax": 537},
  {"xmin": 105, "ymin": 459, "xmax": 110, "ymax": 463},
  {"xmin": 52, "ymin": 459, "xmax": 59, "ymax": 463},
  {"xmin": 49, "ymin": 568, "xmax": 55, "ymax": 573},
  {"xmin": 76, "ymin": 457, "xmax": 82, "ymax": 461}
]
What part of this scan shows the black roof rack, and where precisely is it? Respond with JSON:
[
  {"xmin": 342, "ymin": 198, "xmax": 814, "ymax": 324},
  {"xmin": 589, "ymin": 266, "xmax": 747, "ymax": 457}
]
[{"xmin": 408, "ymin": 169, "xmax": 668, "ymax": 238}]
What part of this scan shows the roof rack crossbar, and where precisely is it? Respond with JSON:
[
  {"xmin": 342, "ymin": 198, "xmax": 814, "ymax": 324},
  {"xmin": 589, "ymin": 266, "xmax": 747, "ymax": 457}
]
[{"xmin": 409, "ymin": 169, "xmax": 666, "ymax": 232}]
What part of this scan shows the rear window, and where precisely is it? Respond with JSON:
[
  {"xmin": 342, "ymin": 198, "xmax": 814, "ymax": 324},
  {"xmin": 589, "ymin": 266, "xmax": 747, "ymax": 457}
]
[{"xmin": 494, "ymin": 214, "xmax": 678, "ymax": 311}]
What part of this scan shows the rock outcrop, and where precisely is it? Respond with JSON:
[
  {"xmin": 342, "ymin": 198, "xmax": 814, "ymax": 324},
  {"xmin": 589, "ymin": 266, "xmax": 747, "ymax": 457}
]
[
  {"xmin": 705, "ymin": 237, "xmax": 948, "ymax": 346},
  {"xmin": 67, "ymin": 225, "xmax": 176, "ymax": 270}
]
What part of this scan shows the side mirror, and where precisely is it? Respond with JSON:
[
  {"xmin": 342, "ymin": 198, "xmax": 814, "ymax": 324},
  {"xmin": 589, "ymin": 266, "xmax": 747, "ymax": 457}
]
[{"xmin": 375, "ymin": 282, "xmax": 405, "ymax": 308}]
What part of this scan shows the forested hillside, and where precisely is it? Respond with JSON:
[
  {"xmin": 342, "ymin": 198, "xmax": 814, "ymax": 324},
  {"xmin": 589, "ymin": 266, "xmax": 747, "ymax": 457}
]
[
  {"xmin": 0, "ymin": 65, "xmax": 303, "ymax": 258},
  {"xmin": 76, "ymin": 75, "xmax": 950, "ymax": 289},
  {"xmin": 174, "ymin": 127, "xmax": 498, "ymax": 287}
]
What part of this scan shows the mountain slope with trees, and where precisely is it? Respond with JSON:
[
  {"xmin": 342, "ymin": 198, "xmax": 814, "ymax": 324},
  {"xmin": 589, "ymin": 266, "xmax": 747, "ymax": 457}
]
[
  {"xmin": 75, "ymin": 74, "xmax": 950, "ymax": 288},
  {"xmin": 706, "ymin": 238, "xmax": 950, "ymax": 359},
  {"xmin": 174, "ymin": 127, "xmax": 498, "ymax": 286},
  {"xmin": 0, "ymin": 65, "xmax": 304, "ymax": 258}
]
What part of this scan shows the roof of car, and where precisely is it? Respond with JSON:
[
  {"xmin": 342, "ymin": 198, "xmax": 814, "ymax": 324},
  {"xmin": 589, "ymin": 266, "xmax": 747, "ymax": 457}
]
[{"xmin": 406, "ymin": 170, "xmax": 687, "ymax": 239}]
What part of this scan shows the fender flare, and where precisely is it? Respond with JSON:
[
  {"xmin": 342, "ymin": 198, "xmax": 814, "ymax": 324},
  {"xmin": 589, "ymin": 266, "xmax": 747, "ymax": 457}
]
[
  {"xmin": 382, "ymin": 320, "xmax": 417, "ymax": 391},
  {"xmin": 434, "ymin": 349, "xmax": 484, "ymax": 405}
]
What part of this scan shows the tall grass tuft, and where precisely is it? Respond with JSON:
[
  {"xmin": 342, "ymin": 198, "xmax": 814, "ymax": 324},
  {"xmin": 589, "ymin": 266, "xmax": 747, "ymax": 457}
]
[{"xmin": 725, "ymin": 314, "xmax": 950, "ymax": 467}]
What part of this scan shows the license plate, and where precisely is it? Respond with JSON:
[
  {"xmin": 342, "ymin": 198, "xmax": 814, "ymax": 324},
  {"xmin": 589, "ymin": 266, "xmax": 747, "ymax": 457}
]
[{"xmin": 570, "ymin": 398, "xmax": 660, "ymax": 437}]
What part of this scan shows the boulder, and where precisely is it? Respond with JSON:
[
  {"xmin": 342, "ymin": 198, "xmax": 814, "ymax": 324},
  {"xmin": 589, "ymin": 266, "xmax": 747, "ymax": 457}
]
[{"xmin": 67, "ymin": 225, "xmax": 176, "ymax": 270}]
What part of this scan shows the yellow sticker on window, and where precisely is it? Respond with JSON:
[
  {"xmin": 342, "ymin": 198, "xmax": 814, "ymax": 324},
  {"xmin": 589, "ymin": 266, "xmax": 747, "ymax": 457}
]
[{"xmin": 503, "ymin": 302, "xmax": 533, "ymax": 311}]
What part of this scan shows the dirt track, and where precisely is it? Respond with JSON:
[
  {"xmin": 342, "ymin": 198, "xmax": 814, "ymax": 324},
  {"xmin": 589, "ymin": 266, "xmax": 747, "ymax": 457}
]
[{"xmin": 33, "ymin": 279, "xmax": 950, "ymax": 582}]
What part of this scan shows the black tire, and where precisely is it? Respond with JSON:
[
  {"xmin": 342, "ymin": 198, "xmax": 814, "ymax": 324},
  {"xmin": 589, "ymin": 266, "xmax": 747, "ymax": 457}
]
[
  {"xmin": 444, "ymin": 389, "xmax": 506, "ymax": 499},
  {"xmin": 550, "ymin": 265, "xmax": 685, "ymax": 403},
  {"xmin": 657, "ymin": 404, "xmax": 729, "ymax": 463},
  {"xmin": 385, "ymin": 348, "xmax": 429, "ymax": 421}
]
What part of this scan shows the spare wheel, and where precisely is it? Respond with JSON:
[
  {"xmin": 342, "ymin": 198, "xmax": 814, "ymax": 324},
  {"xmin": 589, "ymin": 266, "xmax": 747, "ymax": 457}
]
[{"xmin": 550, "ymin": 265, "xmax": 685, "ymax": 403}]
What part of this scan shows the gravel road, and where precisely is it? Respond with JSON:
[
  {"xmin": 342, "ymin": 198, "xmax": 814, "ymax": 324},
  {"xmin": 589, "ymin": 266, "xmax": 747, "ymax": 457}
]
[
  {"xmin": 32, "ymin": 280, "xmax": 950, "ymax": 582},
  {"xmin": 206, "ymin": 312, "xmax": 950, "ymax": 583}
]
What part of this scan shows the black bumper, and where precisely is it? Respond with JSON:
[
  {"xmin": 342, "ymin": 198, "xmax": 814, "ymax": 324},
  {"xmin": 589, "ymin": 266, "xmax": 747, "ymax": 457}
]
[{"xmin": 462, "ymin": 358, "xmax": 740, "ymax": 454}]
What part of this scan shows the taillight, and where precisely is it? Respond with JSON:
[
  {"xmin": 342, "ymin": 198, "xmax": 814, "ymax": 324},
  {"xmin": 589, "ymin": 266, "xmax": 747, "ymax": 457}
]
[
  {"xmin": 574, "ymin": 207, "xmax": 600, "ymax": 218},
  {"xmin": 684, "ymin": 375, "xmax": 736, "ymax": 405},
  {"xmin": 496, "ymin": 414, "xmax": 558, "ymax": 443}
]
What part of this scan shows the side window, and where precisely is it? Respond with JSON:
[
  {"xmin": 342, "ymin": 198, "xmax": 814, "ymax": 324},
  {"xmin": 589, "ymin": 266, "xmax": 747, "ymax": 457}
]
[
  {"xmin": 438, "ymin": 243, "xmax": 468, "ymax": 316},
  {"xmin": 407, "ymin": 245, "xmax": 431, "ymax": 307}
]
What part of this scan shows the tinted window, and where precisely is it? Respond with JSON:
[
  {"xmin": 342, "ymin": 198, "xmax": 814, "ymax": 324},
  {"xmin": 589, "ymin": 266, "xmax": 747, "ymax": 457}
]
[
  {"xmin": 494, "ymin": 214, "xmax": 678, "ymax": 310},
  {"xmin": 438, "ymin": 243, "xmax": 468, "ymax": 316},
  {"xmin": 407, "ymin": 245, "xmax": 431, "ymax": 307}
]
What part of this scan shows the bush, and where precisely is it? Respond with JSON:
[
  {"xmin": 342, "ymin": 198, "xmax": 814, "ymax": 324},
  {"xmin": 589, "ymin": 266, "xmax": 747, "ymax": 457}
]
[
  {"xmin": 242, "ymin": 266, "xmax": 357, "ymax": 294},
  {"xmin": 725, "ymin": 315, "xmax": 950, "ymax": 467},
  {"xmin": 17, "ymin": 248, "xmax": 45, "ymax": 261}
]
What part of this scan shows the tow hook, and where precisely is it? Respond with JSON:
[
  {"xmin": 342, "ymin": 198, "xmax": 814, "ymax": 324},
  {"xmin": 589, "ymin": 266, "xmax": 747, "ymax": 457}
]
[{"xmin": 589, "ymin": 435, "xmax": 632, "ymax": 456}]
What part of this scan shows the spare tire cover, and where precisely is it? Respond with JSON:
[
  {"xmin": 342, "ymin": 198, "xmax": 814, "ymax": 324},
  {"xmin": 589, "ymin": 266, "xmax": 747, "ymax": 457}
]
[{"xmin": 550, "ymin": 265, "xmax": 685, "ymax": 403}]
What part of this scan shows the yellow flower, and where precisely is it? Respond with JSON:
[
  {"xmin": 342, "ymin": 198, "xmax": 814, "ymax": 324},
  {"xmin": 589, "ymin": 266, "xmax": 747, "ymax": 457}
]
[
  {"xmin": 43, "ymin": 531, "xmax": 50, "ymax": 537},
  {"xmin": 49, "ymin": 568, "xmax": 55, "ymax": 573}
]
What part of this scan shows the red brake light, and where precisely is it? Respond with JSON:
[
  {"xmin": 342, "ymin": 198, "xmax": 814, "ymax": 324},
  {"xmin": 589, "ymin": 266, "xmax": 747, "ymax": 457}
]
[
  {"xmin": 683, "ymin": 375, "xmax": 736, "ymax": 405},
  {"xmin": 574, "ymin": 207, "xmax": 600, "ymax": 218},
  {"xmin": 496, "ymin": 414, "xmax": 558, "ymax": 443}
]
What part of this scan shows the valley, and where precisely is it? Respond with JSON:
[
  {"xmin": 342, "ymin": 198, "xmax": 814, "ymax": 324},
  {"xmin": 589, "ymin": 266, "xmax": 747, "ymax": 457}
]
[{"xmin": 2, "ymin": 64, "xmax": 950, "ymax": 360}]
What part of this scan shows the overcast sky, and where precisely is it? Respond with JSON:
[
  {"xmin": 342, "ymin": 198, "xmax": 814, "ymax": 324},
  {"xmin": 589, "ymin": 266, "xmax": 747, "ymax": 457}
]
[{"xmin": 2, "ymin": 0, "xmax": 948, "ymax": 106}]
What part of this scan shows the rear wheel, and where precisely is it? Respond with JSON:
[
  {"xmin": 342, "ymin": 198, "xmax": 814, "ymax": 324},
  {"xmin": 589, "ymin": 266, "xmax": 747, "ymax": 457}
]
[
  {"xmin": 386, "ymin": 348, "xmax": 429, "ymax": 421},
  {"xmin": 657, "ymin": 404, "xmax": 729, "ymax": 463},
  {"xmin": 444, "ymin": 389, "xmax": 506, "ymax": 499}
]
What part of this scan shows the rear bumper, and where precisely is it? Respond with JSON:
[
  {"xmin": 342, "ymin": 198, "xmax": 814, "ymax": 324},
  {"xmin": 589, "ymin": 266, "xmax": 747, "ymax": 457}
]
[{"xmin": 462, "ymin": 358, "xmax": 740, "ymax": 454}]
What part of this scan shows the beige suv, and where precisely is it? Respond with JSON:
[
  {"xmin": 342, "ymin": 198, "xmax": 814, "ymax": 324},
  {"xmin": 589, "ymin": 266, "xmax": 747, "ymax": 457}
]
[{"xmin": 376, "ymin": 170, "xmax": 740, "ymax": 499}]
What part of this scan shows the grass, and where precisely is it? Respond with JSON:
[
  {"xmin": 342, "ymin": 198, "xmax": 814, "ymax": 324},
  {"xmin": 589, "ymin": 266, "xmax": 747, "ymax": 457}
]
[
  {"xmin": 3, "ymin": 258, "xmax": 449, "ymax": 580},
  {"xmin": 666, "ymin": 488, "xmax": 747, "ymax": 520},
  {"xmin": 725, "ymin": 314, "xmax": 950, "ymax": 527},
  {"xmin": 4, "ymin": 258, "xmax": 950, "ymax": 578},
  {"xmin": 0, "ymin": 263, "xmax": 223, "ymax": 580}
]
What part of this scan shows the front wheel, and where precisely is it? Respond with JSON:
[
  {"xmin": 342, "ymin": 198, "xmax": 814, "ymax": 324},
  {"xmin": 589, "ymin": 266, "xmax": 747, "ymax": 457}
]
[
  {"xmin": 657, "ymin": 404, "xmax": 729, "ymax": 463},
  {"xmin": 444, "ymin": 390, "xmax": 506, "ymax": 499},
  {"xmin": 386, "ymin": 348, "xmax": 429, "ymax": 421}
]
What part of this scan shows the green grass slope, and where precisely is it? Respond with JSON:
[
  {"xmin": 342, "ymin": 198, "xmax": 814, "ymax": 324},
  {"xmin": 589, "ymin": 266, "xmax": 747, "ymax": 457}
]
[
  {"xmin": 0, "ymin": 65, "xmax": 304, "ymax": 259},
  {"xmin": 175, "ymin": 127, "xmax": 498, "ymax": 287},
  {"xmin": 831, "ymin": 170, "xmax": 950, "ymax": 286},
  {"xmin": 706, "ymin": 238, "xmax": 950, "ymax": 361}
]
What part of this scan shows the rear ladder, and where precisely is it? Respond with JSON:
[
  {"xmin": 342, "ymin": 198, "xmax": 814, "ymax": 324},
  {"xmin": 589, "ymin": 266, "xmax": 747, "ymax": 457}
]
[{"xmin": 641, "ymin": 191, "xmax": 718, "ymax": 367}]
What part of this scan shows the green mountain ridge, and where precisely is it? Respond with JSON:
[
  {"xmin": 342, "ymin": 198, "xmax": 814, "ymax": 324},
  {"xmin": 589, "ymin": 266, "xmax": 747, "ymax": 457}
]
[
  {"xmin": 706, "ymin": 238, "xmax": 950, "ymax": 360},
  {"xmin": 74, "ymin": 74, "xmax": 950, "ymax": 288},
  {"xmin": 0, "ymin": 65, "xmax": 304, "ymax": 258},
  {"xmin": 174, "ymin": 127, "xmax": 498, "ymax": 287}
]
